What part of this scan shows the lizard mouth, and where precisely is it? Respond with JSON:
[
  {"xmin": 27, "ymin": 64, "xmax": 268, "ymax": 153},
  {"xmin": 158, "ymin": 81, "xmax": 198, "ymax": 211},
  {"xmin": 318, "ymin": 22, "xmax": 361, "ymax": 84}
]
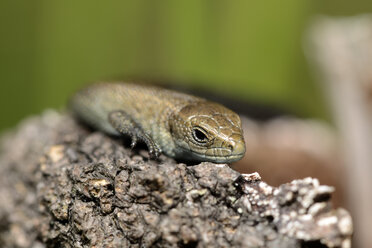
[
  {"xmin": 198, "ymin": 140, "xmax": 246, "ymax": 163},
  {"xmin": 198, "ymin": 152, "xmax": 245, "ymax": 163},
  {"xmin": 179, "ymin": 147, "xmax": 245, "ymax": 163}
]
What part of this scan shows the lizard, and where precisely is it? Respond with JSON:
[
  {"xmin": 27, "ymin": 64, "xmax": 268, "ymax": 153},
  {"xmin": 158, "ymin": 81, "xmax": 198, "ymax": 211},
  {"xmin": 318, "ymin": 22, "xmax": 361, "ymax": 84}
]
[{"xmin": 69, "ymin": 82, "xmax": 246, "ymax": 163}]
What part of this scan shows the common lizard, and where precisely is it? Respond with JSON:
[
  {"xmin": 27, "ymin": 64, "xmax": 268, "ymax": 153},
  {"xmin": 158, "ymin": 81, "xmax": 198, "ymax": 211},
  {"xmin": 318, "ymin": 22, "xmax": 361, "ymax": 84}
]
[{"xmin": 69, "ymin": 82, "xmax": 246, "ymax": 163}]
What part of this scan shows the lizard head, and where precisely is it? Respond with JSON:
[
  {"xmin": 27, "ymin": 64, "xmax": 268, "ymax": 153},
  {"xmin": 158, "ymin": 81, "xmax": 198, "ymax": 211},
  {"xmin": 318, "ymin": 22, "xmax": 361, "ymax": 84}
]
[{"xmin": 169, "ymin": 101, "xmax": 246, "ymax": 163}]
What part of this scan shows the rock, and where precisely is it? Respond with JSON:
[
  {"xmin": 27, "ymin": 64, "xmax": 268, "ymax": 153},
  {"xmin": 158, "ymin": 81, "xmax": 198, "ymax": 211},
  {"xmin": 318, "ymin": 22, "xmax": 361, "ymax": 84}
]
[{"xmin": 0, "ymin": 111, "xmax": 352, "ymax": 247}]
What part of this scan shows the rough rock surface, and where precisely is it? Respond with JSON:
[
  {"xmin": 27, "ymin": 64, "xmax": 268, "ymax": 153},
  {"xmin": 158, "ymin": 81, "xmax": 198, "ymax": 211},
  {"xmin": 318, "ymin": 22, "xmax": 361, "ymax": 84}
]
[{"xmin": 0, "ymin": 111, "xmax": 353, "ymax": 248}]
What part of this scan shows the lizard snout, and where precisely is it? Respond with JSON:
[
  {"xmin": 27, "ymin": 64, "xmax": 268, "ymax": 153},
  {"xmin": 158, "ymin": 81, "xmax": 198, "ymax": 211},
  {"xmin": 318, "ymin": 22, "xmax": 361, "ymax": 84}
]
[{"xmin": 227, "ymin": 136, "xmax": 246, "ymax": 158}]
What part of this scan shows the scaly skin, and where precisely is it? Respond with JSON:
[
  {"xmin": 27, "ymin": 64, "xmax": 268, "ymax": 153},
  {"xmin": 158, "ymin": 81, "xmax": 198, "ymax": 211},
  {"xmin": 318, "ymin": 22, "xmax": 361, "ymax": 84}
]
[{"xmin": 69, "ymin": 82, "xmax": 245, "ymax": 163}]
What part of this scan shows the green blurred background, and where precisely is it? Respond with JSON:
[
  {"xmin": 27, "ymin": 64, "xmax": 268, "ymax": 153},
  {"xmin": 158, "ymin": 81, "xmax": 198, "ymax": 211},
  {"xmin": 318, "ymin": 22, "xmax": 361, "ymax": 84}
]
[{"xmin": 0, "ymin": 0, "xmax": 371, "ymax": 132}]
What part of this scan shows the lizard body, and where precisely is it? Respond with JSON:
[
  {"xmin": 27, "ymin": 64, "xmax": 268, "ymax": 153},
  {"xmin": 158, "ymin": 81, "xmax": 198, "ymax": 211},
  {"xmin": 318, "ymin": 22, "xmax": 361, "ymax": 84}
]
[{"xmin": 69, "ymin": 82, "xmax": 245, "ymax": 163}]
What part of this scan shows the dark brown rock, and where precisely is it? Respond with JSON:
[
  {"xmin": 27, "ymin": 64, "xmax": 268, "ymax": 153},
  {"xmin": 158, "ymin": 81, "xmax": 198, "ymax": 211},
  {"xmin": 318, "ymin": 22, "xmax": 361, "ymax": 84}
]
[{"xmin": 0, "ymin": 111, "xmax": 352, "ymax": 248}]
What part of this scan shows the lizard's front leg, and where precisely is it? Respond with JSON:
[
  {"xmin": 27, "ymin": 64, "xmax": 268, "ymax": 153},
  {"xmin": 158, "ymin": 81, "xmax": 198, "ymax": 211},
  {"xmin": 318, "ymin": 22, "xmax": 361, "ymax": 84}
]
[{"xmin": 108, "ymin": 110, "xmax": 161, "ymax": 159}]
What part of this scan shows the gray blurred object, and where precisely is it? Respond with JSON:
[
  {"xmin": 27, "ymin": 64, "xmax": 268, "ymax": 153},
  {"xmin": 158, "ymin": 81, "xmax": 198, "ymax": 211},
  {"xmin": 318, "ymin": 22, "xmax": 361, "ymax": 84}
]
[{"xmin": 307, "ymin": 15, "xmax": 372, "ymax": 248}]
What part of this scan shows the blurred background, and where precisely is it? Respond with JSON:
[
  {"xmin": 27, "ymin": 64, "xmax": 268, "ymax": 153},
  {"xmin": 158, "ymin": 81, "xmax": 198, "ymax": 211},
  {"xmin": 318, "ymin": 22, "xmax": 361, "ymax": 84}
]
[
  {"xmin": 0, "ymin": 0, "xmax": 339, "ymax": 131},
  {"xmin": 1, "ymin": 1, "xmax": 372, "ymax": 247}
]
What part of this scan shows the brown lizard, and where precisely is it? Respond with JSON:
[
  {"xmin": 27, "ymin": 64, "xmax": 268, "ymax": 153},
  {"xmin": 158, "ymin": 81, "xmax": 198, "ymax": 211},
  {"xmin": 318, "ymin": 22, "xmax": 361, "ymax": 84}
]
[{"xmin": 69, "ymin": 82, "xmax": 245, "ymax": 163}]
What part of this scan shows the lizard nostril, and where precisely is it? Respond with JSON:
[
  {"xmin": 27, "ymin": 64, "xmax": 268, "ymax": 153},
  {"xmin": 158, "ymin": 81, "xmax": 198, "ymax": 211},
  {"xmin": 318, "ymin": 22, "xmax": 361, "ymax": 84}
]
[
  {"xmin": 228, "ymin": 144, "xmax": 234, "ymax": 151},
  {"xmin": 231, "ymin": 140, "xmax": 245, "ymax": 156}
]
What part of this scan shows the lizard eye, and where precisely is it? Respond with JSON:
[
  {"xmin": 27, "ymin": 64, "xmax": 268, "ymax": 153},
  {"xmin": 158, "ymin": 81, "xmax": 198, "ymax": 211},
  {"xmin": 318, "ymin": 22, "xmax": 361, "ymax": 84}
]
[{"xmin": 192, "ymin": 127, "xmax": 208, "ymax": 143}]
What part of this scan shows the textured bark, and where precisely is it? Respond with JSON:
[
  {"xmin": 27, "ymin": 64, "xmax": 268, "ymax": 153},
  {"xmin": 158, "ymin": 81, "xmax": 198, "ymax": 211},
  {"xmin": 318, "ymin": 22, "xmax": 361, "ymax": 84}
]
[{"xmin": 0, "ymin": 111, "xmax": 352, "ymax": 248}]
